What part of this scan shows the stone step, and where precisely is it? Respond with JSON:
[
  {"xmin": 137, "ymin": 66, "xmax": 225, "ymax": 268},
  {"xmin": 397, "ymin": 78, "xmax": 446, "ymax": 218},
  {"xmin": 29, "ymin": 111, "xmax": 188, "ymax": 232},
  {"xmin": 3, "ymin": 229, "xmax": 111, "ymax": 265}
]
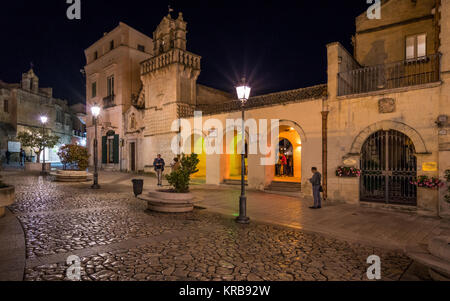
[
  {"xmin": 266, "ymin": 181, "xmax": 302, "ymax": 192},
  {"xmin": 222, "ymin": 179, "xmax": 248, "ymax": 186},
  {"xmin": 269, "ymin": 181, "xmax": 302, "ymax": 187}
]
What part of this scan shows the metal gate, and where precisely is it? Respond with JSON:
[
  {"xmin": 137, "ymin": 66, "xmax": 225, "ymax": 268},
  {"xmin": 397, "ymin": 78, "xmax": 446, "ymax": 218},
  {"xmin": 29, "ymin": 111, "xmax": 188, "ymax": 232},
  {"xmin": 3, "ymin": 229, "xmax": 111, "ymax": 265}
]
[{"xmin": 360, "ymin": 130, "xmax": 417, "ymax": 206}]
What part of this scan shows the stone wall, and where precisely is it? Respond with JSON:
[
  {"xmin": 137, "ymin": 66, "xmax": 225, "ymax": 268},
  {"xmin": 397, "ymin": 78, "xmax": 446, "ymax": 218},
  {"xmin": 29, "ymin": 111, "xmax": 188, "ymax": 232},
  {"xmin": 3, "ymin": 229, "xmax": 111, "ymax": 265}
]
[{"xmin": 355, "ymin": 0, "xmax": 437, "ymax": 65}]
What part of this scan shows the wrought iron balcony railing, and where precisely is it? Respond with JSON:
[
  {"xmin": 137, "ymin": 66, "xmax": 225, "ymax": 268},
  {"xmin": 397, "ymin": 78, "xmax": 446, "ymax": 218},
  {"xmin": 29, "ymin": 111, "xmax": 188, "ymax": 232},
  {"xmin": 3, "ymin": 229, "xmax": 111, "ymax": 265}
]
[
  {"xmin": 103, "ymin": 94, "xmax": 115, "ymax": 108},
  {"xmin": 338, "ymin": 53, "xmax": 441, "ymax": 96}
]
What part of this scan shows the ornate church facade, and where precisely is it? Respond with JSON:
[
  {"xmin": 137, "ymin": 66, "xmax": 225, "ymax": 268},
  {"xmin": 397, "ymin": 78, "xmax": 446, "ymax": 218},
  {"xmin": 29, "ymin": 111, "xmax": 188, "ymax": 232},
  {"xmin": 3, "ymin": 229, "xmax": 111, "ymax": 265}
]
[{"xmin": 85, "ymin": 0, "xmax": 450, "ymax": 218}]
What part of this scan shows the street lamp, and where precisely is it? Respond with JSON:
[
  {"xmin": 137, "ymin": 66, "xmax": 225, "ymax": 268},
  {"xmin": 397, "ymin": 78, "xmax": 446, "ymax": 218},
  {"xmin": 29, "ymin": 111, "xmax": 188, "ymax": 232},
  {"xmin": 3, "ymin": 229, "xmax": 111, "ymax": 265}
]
[
  {"xmin": 235, "ymin": 79, "xmax": 251, "ymax": 224},
  {"xmin": 40, "ymin": 116, "xmax": 48, "ymax": 175},
  {"xmin": 91, "ymin": 104, "xmax": 101, "ymax": 189}
]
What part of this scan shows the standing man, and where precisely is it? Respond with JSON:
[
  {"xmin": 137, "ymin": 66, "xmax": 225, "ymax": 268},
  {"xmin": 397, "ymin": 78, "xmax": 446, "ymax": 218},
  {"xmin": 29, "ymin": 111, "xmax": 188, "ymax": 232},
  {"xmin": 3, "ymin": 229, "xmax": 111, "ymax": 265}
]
[
  {"xmin": 153, "ymin": 154, "xmax": 165, "ymax": 187},
  {"xmin": 309, "ymin": 167, "xmax": 322, "ymax": 209},
  {"xmin": 5, "ymin": 150, "xmax": 11, "ymax": 165},
  {"xmin": 20, "ymin": 148, "xmax": 26, "ymax": 166}
]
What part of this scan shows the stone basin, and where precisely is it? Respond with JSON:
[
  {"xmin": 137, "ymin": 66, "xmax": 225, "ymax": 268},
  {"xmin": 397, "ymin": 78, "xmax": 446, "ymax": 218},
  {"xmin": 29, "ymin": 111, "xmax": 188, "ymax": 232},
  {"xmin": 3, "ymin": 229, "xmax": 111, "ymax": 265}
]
[
  {"xmin": 138, "ymin": 190, "xmax": 195, "ymax": 213},
  {"xmin": 50, "ymin": 170, "xmax": 93, "ymax": 182},
  {"xmin": 407, "ymin": 236, "xmax": 450, "ymax": 281},
  {"xmin": 0, "ymin": 185, "xmax": 15, "ymax": 218}
]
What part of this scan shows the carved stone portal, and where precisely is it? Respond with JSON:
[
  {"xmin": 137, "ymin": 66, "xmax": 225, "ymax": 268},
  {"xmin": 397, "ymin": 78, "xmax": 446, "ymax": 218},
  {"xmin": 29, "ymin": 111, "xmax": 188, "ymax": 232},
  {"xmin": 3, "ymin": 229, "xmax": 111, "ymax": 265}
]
[{"xmin": 379, "ymin": 98, "xmax": 396, "ymax": 114}]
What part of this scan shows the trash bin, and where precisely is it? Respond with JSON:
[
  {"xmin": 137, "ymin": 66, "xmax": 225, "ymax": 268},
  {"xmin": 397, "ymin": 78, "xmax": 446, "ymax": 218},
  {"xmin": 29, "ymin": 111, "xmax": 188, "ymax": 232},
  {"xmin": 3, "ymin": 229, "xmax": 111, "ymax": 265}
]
[{"xmin": 132, "ymin": 179, "xmax": 144, "ymax": 197}]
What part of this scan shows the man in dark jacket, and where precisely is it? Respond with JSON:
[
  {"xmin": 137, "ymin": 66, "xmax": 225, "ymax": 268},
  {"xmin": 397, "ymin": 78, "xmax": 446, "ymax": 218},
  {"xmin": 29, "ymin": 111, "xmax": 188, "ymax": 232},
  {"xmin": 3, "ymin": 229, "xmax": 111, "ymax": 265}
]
[
  {"xmin": 20, "ymin": 148, "xmax": 26, "ymax": 166},
  {"xmin": 153, "ymin": 154, "xmax": 165, "ymax": 187},
  {"xmin": 5, "ymin": 150, "xmax": 11, "ymax": 165},
  {"xmin": 309, "ymin": 167, "xmax": 322, "ymax": 209}
]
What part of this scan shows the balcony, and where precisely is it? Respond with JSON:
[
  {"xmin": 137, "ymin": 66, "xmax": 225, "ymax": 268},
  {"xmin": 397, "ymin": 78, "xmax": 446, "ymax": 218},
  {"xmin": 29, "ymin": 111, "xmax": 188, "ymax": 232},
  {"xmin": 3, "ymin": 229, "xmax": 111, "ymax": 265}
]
[
  {"xmin": 338, "ymin": 53, "xmax": 441, "ymax": 96},
  {"xmin": 72, "ymin": 130, "xmax": 86, "ymax": 138},
  {"xmin": 141, "ymin": 48, "xmax": 201, "ymax": 76},
  {"xmin": 103, "ymin": 94, "xmax": 115, "ymax": 109}
]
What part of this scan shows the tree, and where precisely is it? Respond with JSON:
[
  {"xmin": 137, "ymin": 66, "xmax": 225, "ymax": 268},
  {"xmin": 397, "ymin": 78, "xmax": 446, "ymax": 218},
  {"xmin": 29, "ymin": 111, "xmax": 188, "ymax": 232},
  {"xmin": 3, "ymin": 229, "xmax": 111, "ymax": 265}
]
[
  {"xmin": 166, "ymin": 154, "xmax": 200, "ymax": 193},
  {"xmin": 17, "ymin": 128, "xmax": 60, "ymax": 163},
  {"xmin": 58, "ymin": 144, "xmax": 90, "ymax": 171}
]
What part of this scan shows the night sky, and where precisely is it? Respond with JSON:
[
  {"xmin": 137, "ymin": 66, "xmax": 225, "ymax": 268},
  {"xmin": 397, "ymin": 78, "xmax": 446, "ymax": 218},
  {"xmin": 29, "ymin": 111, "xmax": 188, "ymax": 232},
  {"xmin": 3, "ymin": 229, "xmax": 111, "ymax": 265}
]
[{"xmin": 0, "ymin": 0, "xmax": 369, "ymax": 105}]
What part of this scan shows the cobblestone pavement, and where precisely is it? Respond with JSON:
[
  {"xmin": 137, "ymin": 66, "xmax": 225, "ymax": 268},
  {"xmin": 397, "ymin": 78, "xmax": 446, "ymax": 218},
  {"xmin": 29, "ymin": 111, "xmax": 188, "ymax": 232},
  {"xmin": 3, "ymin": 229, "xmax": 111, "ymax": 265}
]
[{"xmin": 4, "ymin": 173, "xmax": 413, "ymax": 281}]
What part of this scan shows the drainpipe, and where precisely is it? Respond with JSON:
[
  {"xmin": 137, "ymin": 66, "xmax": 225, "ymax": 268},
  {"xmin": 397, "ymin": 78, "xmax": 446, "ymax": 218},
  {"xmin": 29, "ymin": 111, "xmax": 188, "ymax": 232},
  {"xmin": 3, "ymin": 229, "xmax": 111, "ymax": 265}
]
[{"xmin": 321, "ymin": 97, "xmax": 329, "ymax": 201}]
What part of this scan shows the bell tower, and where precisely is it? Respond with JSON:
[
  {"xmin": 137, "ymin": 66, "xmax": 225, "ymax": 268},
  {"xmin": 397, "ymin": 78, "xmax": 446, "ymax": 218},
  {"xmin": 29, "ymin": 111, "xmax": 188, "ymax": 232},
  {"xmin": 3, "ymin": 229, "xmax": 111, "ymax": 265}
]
[
  {"xmin": 140, "ymin": 11, "xmax": 201, "ymax": 162},
  {"xmin": 153, "ymin": 11, "xmax": 187, "ymax": 55}
]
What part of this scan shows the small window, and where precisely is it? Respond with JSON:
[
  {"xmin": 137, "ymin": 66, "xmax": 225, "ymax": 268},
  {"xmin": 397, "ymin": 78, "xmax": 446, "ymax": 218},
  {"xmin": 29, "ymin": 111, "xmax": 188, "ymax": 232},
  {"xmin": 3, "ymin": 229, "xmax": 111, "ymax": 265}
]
[
  {"xmin": 56, "ymin": 110, "xmax": 63, "ymax": 124},
  {"xmin": 107, "ymin": 75, "xmax": 114, "ymax": 97},
  {"xmin": 92, "ymin": 82, "xmax": 97, "ymax": 98},
  {"xmin": 110, "ymin": 40, "xmax": 114, "ymax": 50},
  {"xmin": 3, "ymin": 99, "xmax": 8, "ymax": 113},
  {"xmin": 406, "ymin": 34, "xmax": 427, "ymax": 60},
  {"xmin": 130, "ymin": 113, "xmax": 136, "ymax": 129},
  {"xmin": 94, "ymin": 51, "xmax": 98, "ymax": 60},
  {"xmin": 137, "ymin": 44, "xmax": 145, "ymax": 52}
]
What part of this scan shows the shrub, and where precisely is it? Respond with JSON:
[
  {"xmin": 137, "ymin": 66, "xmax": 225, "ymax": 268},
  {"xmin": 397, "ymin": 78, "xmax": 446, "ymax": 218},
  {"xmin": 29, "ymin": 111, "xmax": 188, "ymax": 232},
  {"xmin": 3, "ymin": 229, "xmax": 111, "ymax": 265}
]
[
  {"xmin": 58, "ymin": 144, "xmax": 90, "ymax": 171},
  {"xmin": 166, "ymin": 154, "xmax": 200, "ymax": 193}
]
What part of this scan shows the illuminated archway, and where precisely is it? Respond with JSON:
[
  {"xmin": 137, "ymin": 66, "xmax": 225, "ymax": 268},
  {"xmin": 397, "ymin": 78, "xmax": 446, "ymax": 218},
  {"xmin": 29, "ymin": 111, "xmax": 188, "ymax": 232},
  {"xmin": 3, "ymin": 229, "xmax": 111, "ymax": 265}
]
[{"xmin": 274, "ymin": 125, "xmax": 302, "ymax": 182}]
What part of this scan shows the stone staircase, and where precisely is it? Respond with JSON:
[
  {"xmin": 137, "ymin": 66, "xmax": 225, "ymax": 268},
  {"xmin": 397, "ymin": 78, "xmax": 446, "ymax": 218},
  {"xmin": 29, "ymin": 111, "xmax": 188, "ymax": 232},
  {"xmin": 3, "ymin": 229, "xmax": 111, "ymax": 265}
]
[{"xmin": 265, "ymin": 181, "xmax": 302, "ymax": 193}]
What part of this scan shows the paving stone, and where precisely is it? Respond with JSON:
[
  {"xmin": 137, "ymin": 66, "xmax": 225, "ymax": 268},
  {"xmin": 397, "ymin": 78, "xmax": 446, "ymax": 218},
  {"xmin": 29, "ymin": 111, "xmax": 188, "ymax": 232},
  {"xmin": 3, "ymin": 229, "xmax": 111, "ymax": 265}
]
[{"xmin": 7, "ymin": 173, "xmax": 412, "ymax": 282}]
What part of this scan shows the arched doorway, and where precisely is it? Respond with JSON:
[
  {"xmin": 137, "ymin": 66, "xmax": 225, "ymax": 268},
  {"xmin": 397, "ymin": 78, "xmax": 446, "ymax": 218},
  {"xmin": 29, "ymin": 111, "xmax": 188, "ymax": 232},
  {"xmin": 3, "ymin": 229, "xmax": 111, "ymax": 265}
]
[
  {"xmin": 273, "ymin": 125, "xmax": 302, "ymax": 183},
  {"xmin": 360, "ymin": 130, "xmax": 417, "ymax": 206},
  {"xmin": 277, "ymin": 139, "xmax": 294, "ymax": 177}
]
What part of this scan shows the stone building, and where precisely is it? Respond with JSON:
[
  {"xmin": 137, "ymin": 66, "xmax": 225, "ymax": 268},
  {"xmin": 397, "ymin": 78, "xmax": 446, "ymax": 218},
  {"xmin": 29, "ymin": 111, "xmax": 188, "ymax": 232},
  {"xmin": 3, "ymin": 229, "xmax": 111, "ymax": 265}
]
[
  {"xmin": 0, "ymin": 68, "xmax": 86, "ymax": 163},
  {"xmin": 86, "ymin": 0, "xmax": 450, "ymax": 218},
  {"xmin": 84, "ymin": 22, "xmax": 154, "ymax": 170}
]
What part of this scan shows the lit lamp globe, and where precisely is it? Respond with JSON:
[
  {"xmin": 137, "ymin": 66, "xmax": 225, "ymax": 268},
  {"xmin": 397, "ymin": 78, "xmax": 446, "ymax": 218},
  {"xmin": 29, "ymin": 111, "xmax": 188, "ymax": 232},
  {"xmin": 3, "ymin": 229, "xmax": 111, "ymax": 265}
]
[
  {"xmin": 236, "ymin": 84, "xmax": 251, "ymax": 102},
  {"xmin": 91, "ymin": 105, "xmax": 101, "ymax": 118},
  {"xmin": 40, "ymin": 116, "xmax": 48, "ymax": 124}
]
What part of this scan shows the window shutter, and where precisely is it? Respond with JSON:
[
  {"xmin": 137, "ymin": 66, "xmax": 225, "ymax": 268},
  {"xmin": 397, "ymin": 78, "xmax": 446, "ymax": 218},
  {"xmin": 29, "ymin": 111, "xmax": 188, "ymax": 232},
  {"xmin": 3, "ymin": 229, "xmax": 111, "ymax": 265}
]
[
  {"xmin": 417, "ymin": 34, "xmax": 426, "ymax": 58},
  {"xmin": 102, "ymin": 136, "xmax": 107, "ymax": 164},
  {"xmin": 406, "ymin": 36, "xmax": 415, "ymax": 59},
  {"xmin": 113, "ymin": 135, "xmax": 119, "ymax": 164}
]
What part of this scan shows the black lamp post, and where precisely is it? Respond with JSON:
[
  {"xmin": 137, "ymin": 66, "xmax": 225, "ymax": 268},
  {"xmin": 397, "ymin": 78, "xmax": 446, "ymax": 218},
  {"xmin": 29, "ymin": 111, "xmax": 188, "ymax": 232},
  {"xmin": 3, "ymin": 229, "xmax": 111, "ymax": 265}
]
[
  {"xmin": 91, "ymin": 104, "xmax": 101, "ymax": 189},
  {"xmin": 235, "ymin": 79, "xmax": 251, "ymax": 224},
  {"xmin": 40, "ymin": 116, "xmax": 48, "ymax": 176}
]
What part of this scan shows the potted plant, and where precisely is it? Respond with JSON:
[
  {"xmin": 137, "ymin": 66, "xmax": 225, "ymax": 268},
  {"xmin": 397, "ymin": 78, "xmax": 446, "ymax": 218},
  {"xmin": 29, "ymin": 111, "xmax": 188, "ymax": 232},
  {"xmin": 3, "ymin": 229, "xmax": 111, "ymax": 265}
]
[
  {"xmin": 17, "ymin": 128, "xmax": 59, "ymax": 172},
  {"xmin": 336, "ymin": 166, "xmax": 361, "ymax": 177},
  {"xmin": 0, "ymin": 175, "xmax": 15, "ymax": 218},
  {"xmin": 52, "ymin": 144, "xmax": 90, "ymax": 182},
  {"xmin": 139, "ymin": 154, "xmax": 199, "ymax": 213},
  {"xmin": 411, "ymin": 175, "xmax": 445, "ymax": 189}
]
